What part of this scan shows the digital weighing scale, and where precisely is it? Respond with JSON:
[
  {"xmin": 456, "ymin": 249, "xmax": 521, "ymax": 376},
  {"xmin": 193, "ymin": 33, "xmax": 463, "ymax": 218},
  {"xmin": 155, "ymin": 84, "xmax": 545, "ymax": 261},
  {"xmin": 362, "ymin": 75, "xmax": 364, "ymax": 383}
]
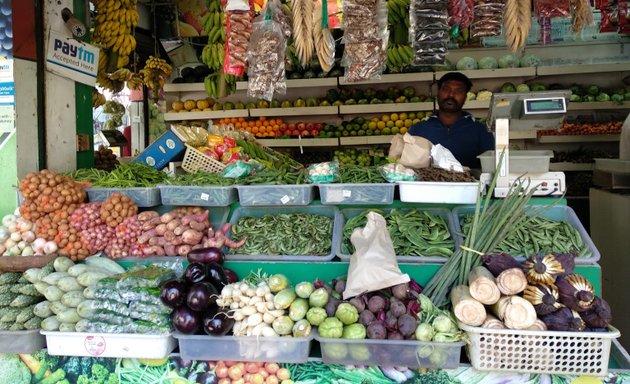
[{"xmin": 483, "ymin": 90, "xmax": 571, "ymax": 198}]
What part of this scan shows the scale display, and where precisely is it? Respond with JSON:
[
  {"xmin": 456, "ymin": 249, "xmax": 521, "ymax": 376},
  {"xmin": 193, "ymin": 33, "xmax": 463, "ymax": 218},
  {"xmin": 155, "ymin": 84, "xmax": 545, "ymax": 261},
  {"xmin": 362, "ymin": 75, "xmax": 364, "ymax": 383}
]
[{"xmin": 523, "ymin": 98, "xmax": 566, "ymax": 114}]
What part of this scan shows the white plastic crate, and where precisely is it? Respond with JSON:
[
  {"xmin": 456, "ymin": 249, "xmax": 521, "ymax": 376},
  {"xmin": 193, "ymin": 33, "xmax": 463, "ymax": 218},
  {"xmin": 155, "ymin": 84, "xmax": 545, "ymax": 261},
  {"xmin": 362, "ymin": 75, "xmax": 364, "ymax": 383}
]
[
  {"xmin": 315, "ymin": 330, "xmax": 464, "ymax": 368},
  {"xmin": 236, "ymin": 184, "xmax": 314, "ymax": 206},
  {"xmin": 86, "ymin": 187, "xmax": 161, "ymax": 207},
  {"xmin": 478, "ymin": 150, "xmax": 554, "ymax": 174},
  {"xmin": 319, "ymin": 183, "xmax": 395, "ymax": 205},
  {"xmin": 459, "ymin": 323, "xmax": 620, "ymax": 376},
  {"xmin": 174, "ymin": 332, "xmax": 312, "ymax": 363},
  {"xmin": 41, "ymin": 331, "xmax": 176, "ymax": 359},
  {"xmin": 158, "ymin": 185, "xmax": 237, "ymax": 206},
  {"xmin": 398, "ymin": 181, "xmax": 480, "ymax": 204}
]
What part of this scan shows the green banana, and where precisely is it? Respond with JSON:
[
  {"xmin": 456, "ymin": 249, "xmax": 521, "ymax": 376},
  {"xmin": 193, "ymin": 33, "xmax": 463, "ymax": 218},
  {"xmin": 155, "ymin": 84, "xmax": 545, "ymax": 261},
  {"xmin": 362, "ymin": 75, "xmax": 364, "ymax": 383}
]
[
  {"xmin": 214, "ymin": 12, "xmax": 221, "ymax": 29},
  {"xmin": 402, "ymin": 44, "xmax": 413, "ymax": 60},
  {"xmin": 398, "ymin": 45, "xmax": 411, "ymax": 64},
  {"xmin": 204, "ymin": 75, "xmax": 213, "ymax": 96},
  {"xmin": 388, "ymin": 46, "xmax": 402, "ymax": 67}
]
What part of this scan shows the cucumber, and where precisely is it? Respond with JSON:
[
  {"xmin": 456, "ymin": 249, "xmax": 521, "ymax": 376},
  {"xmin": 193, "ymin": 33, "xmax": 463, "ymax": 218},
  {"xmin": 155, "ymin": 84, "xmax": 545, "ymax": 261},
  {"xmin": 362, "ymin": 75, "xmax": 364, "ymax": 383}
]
[
  {"xmin": 53, "ymin": 256, "xmax": 75, "ymax": 272},
  {"xmin": 41, "ymin": 272, "xmax": 70, "ymax": 285},
  {"xmin": 33, "ymin": 301, "xmax": 53, "ymax": 318},
  {"xmin": 23, "ymin": 268, "xmax": 41, "ymax": 283},
  {"xmin": 77, "ymin": 272, "xmax": 108, "ymax": 287},
  {"xmin": 83, "ymin": 285, "xmax": 96, "ymax": 299},
  {"xmin": 57, "ymin": 276, "xmax": 82, "ymax": 292},
  {"xmin": 84, "ymin": 255, "xmax": 125, "ymax": 275},
  {"xmin": 49, "ymin": 301, "xmax": 69, "ymax": 315},
  {"xmin": 44, "ymin": 286, "xmax": 64, "ymax": 302},
  {"xmin": 41, "ymin": 315, "xmax": 60, "ymax": 331},
  {"xmin": 77, "ymin": 300, "xmax": 97, "ymax": 318},
  {"xmin": 67, "ymin": 264, "xmax": 91, "ymax": 277},
  {"xmin": 60, "ymin": 291, "xmax": 84, "ymax": 308},
  {"xmin": 56, "ymin": 308, "xmax": 80, "ymax": 323},
  {"xmin": 58, "ymin": 322, "xmax": 76, "ymax": 332},
  {"xmin": 34, "ymin": 282, "xmax": 50, "ymax": 295}
]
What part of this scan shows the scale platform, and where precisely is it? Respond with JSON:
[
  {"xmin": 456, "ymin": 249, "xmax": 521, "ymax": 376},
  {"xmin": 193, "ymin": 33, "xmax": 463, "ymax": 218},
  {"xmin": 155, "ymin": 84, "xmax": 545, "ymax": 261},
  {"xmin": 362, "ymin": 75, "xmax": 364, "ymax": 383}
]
[{"xmin": 480, "ymin": 172, "xmax": 566, "ymax": 197}]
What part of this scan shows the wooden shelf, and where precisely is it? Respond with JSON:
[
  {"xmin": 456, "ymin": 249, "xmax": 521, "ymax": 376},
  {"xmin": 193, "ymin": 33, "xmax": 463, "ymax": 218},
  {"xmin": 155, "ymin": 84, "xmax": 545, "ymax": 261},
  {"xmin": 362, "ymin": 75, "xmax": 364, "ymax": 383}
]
[
  {"xmin": 509, "ymin": 130, "xmax": 538, "ymax": 139},
  {"xmin": 164, "ymin": 109, "xmax": 248, "ymax": 121},
  {"xmin": 339, "ymin": 72, "xmax": 433, "ymax": 85},
  {"xmin": 549, "ymin": 162, "xmax": 595, "ymax": 171},
  {"xmin": 256, "ymin": 138, "xmax": 339, "ymax": 147},
  {"xmin": 339, "ymin": 102, "xmax": 434, "ymax": 114},
  {"xmin": 248, "ymin": 106, "xmax": 339, "ymax": 117},
  {"xmin": 538, "ymin": 134, "xmax": 620, "ymax": 143},
  {"xmin": 339, "ymin": 135, "xmax": 394, "ymax": 145},
  {"xmin": 163, "ymin": 83, "xmax": 205, "ymax": 93},
  {"xmin": 568, "ymin": 101, "xmax": 630, "ymax": 111},
  {"xmin": 235, "ymin": 77, "xmax": 338, "ymax": 90},
  {"xmin": 436, "ymin": 67, "xmax": 536, "ymax": 80},
  {"xmin": 536, "ymin": 63, "xmax": 630, "ymax": 76},
  {"xmin": 463, "ymin": 100, "xmax": 491, "ymax": 109}
]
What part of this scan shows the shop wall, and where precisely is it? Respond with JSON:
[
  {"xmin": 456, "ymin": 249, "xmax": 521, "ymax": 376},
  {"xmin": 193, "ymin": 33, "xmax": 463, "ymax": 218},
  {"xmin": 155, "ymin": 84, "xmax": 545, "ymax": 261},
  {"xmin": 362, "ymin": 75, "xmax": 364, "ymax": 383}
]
[{"xmin": 0, "ymin": 0, "xmax": 14, "ymax": 217}]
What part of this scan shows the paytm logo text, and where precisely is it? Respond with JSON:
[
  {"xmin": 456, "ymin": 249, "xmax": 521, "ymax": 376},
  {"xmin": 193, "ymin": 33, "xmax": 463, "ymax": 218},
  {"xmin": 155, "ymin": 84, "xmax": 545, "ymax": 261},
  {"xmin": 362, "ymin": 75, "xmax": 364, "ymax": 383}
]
[{"xmin": 53, "ymin": 39, "xmax": 95, "ymax": 65}]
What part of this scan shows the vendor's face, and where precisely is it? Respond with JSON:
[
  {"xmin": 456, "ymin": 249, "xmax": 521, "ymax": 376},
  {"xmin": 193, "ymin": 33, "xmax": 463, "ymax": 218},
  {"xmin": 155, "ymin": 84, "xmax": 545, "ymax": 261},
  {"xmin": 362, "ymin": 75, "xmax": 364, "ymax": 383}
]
[{"xmin": 437, "ymin": 79, "xmax": 467, "ymax": 113}]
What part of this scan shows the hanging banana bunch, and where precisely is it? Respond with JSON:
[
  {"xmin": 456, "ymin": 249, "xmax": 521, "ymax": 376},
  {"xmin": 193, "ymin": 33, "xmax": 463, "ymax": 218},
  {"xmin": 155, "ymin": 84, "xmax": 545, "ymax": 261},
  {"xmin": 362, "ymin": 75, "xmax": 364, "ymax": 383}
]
[
  {"xmin": 291, "ymin": 0, "xmax": 315, "ymax": 66},
  {"xmin": 139, "ymin": 56, "xmax": 173, "ymax": 102},
  {"xmin": 92, "ymin": 89, "xmax": 106, "ymax": 109},
  {"xmin": 200, "ymin": 0, "xmax": 226, "ymax": 71},
  {"xmin": 92, "ymin": 0, "xmax": 140, "ymax": 93},
  {"xmin": 312, "ymin": 3, "xmax": 334, "ymax": 72},
  {"xmin": 504, "ymin": 0, "xmax": 531, "ymax": 53}
]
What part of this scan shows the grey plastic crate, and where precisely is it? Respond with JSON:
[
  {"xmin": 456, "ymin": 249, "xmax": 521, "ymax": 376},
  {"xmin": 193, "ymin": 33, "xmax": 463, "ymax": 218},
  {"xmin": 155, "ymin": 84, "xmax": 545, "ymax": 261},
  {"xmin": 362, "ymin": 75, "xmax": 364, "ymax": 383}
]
[
  {"xmin": 86, "ymin": 187, "xmax": 161, "ymax": 207},
  {"xmin": 453, "ymin": 204, "xmax": 600, "ymax": 264},
  {"xmin": 236, "ymin": 184, "xmax": 314, "ymax": 206},
  {"xmin": 478, "ymin": 150, "xmax": 554, "ymax": 173},
  {"xmin": 175, "ymin": 332, "xmax": 312, "ymax": 363},
  {"xmin": 0, "ymin": 329, "xmax": 46, "ymax": 353},
  {"xmin": 225, "ymin": 205, "xmax": 341, "ymax": 262},
  {"xmin": 158, "ymin": 185, "xmax": 237, "ymax": 207},
  {"xmin": 319, "ymin": 183, "xmax": 395, "ymax": 205},
  {"xmin": 315, "ymin": 330, "xmax": 464, "ymax": 368},
  {"xmin": 336, "ymin": 207, "xmax": 461, "ymax": 263}
]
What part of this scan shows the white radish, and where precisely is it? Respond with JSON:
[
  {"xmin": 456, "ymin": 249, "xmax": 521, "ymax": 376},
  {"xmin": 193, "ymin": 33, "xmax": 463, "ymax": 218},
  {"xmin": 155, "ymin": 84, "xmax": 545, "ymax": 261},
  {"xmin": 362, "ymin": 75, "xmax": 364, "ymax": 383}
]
[
  {"xmin": 247, "ymin": 313, "xmax": 263, "ymax": 327},
  {"xmin": 269, "ymin": 309, "xmax": 285, "ymax": 318},
  {"xmin": 266, "ymin": 302, "xmax": 275, "ymax": 311},
  {"xmin": 239, "ymin": 284, "xmax": 249, "ymax": 294},
  {"xmin": 256, "ymin": 286, "xmax": 268, "ymax": 297},
  {"xmin": 264, "ymin": 293, "xmax": 274, "ymax": 302},
  {"xmin": 249, "ymin": 296, "xmax": 263, "ymax": 305},
  {"xmin": 262, "ymin": 326, "xmax": 278, "ymax": 337},
  {"xmin": 245, "ymin": 287, "xmax": 256, "ymax": 297},
  {"xmin": 233, "ymin": 311, "xmax": 245, "ymax": 321},
  {"xmin": 251, "ymin": 322, "xmax": 266, "ymax": 336},
  {"xmin": 221, "ymin": 285, "xmax": 234, "ymax": 298},
  {"xmin": 255, "ymin": 302, "xmax": 268, "ymax": 313},
  {"xmin": 263, "ymin": 312, "xmax": 275, "ymax": 324},
  {"xmin": 230, "ymin": 302, "xmax": 240, "ymax": 310},
  {"xmin": 241, "ymin": 305, "xmax": 257, "ymax": 317}
]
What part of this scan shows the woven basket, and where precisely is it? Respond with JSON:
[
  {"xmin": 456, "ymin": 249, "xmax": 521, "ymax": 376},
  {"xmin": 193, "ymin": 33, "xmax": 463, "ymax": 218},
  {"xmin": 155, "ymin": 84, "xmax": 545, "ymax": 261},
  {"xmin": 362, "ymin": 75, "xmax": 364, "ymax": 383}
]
[
  {"xmin": 181, "ymin": 144, "xmax": 226, "ymax": 174},
  {"xmin": 459, "ymin": 322, "xmax": 620, "ymax": 376}
]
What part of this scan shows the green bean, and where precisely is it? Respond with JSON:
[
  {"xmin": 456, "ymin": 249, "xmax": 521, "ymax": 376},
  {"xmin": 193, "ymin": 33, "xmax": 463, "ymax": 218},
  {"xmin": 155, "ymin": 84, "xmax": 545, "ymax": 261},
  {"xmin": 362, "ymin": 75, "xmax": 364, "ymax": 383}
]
[
  {"xmin": 338, "ymin": 165, "xmax": 385, "ymax": 184},
  {"xmin": 460, "ymin": 214, "xmax": 591, "ymax": 258},
  {"xmin": 67, "ymin": 163, "xmax": 168, "ymax": 188},
  {"xmin": 229, "ymin": 213, "xmax": 333, "ymax": 256},
  {"xmin": 342, "ymin": 209, "xmax": 455, "ymax": 258},
  {"xmin": 165, "ymin": 171, "xmax": 236, "ymax": 186}
]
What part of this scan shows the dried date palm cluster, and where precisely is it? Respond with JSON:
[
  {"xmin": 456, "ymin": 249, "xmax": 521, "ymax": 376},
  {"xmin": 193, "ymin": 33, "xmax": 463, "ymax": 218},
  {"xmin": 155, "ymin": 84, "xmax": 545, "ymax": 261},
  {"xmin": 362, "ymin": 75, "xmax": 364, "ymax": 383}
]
[{"xmin": 94, "ymin": 145, "xmax": 119, "ymax": 171}]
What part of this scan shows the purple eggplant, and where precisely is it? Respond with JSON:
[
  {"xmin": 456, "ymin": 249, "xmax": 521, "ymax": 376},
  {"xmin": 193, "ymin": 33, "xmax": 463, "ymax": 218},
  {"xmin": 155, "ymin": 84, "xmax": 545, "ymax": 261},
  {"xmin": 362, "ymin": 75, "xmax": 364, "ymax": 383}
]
[
  {"xmin": 184, "ymin": 262, "xmax": 208, "ymax": 284},
  {"xmin": 187, "ymin": 282, "xmax": 218, "ymax": 312},
  {"xmin": 187, "ymin": 247, "xmax": 224, "ymax": 264},
  {"xmin": 203, "ymin": 310, "xmax": 234, "ymax": 336},
  {"xmin": 160, "ymin": 279, "xmax": 188, "ymax": 308},
  {"xmin": 173, "ymin": 305, "xmax": 201, "ymax": 334},
  {"xmin": 205, "ymin": 262, "xmax": 228, "ymax": 290}
]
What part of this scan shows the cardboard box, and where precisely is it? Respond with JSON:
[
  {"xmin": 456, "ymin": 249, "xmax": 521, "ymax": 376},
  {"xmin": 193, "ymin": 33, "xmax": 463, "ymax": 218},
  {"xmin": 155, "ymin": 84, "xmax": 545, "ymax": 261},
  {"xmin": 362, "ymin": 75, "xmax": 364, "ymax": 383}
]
[{"xmin": 133, "ymin": 131, "xmax": 185, "ymax": 170}]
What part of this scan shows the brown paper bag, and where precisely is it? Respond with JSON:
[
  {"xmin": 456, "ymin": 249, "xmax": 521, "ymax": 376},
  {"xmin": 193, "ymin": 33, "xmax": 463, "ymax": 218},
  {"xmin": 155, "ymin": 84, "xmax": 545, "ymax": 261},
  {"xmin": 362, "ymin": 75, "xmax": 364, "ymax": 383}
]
[
  {"xmin": 400, "ymin": 133, "xmax": 432, "ymax": 169},
  {"xmin": 388, "ymin": 134, "xmax": 405, "ymax": 160},
  {"xmin": 343, "ymin": 212, "xmax": 410, "ymax": 300}
]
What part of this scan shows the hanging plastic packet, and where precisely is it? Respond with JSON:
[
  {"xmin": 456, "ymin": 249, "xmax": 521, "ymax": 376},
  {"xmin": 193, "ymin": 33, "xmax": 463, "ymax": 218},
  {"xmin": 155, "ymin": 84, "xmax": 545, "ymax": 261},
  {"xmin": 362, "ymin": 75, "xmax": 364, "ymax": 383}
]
[
  {"xmin": 409, "ymin": 0, "xmax": 449, "ymax": 64},
  {"xmin": 570, "ymin": 0, "xmax": 594, "ymax": 34},
  {"xmin": 534, "ymin": 0, "xmax": 570, "ymax": 18},
  {"xmin": 342, "ymin": 0, "xmax": 388, "ymax": 82},
  {"xmin": 448, "ymin": 0, "xmax": 474, "ymax": 30},
  {"xmin": 223, "ymin": 160, "xmax": 255, "ymax": 178},
  {"xmin": 307, "ymin": 161, "xmax": 340, "ymax": 183},
  {"xmin": 619, "ymin": 0, "xmax": 630, "ymax": 34},
  {"xmin": 470, "ymin": 0, "xmax": 505, "ymax": 37},
  {"xmin": 224, "ymin": 0, "xmax": 254, "ymax": 76},
  {"xmin": 246, "ymin": 8, "xmax": 286, "ymax": 101},
  {"xmin": 313, "ymin": 0, "xmax": 336, "ymax": 73}
]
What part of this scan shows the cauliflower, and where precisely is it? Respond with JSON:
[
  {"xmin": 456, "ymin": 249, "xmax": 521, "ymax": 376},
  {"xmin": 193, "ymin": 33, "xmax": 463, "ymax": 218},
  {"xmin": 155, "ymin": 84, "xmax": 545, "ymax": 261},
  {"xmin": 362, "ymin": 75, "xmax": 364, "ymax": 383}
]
[{"xmin": 476, "ymin": 90, "xmax": 493, "ymax": 101}]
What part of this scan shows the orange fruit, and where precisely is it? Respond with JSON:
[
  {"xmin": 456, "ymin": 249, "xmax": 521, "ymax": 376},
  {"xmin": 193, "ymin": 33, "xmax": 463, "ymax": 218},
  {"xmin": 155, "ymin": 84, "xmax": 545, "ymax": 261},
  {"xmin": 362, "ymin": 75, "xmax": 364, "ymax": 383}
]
[
  {"xmin": 172, "ymin": 101, "xmax": 184, "ymax": 111},
  {"xmin": 251, "ymin": 127, "xmax": 259, "ymax": 134}
]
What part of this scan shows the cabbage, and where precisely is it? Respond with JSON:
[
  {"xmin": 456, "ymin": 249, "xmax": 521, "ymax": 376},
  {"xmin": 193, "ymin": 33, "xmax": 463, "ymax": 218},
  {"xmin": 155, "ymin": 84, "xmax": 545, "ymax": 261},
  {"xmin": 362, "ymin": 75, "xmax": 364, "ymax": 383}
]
[
  {"xmin": 500, "ymin": 82, "xmax": 517, "ymax": 93},
  {"xmin": 466, "ymin": 92, "xmax": 477, "ymax": 101},
  {"xmin": 456, "ymin": 57, "xmax": 478, "ymax": 70},
  {"xmin": 530, "ymin": 83, "xmax": 546, "ymax": 92},
  {"xmin": 498, "ymin": 54, "xmax": 520, "ymax": 68},
  {"xmin": 519, "ymin": 54, "xmax": 541, "ymax": 67},
  {"xmin": 478, "ymin": 56, "xmax": 499, "ymax": 69},
  {"xmin": 516, "ymin": 84, "xmax": 530, "ymax": 93},
  {"xmin": 596, "ymin": 93, "xmax": 610, "ymax": 102}
]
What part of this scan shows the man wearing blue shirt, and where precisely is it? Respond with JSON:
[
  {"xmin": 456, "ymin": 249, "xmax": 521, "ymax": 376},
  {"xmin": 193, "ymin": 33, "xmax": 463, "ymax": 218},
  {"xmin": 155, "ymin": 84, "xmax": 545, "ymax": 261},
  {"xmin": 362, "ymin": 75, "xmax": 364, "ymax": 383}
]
[{"xmin": 408, "ymin": 72, "xmax": 494, "ymax": 169}]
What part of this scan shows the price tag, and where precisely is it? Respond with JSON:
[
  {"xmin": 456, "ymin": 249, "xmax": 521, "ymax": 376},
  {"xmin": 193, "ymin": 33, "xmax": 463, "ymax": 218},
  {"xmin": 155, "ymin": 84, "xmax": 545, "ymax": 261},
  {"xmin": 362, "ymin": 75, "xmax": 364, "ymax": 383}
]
[
  {"xmin": 280, "ymin": 195, "xmax": 291, "ymax": 204},
  {"xmin": 342, "ymin": 190, "xmax": 352, "ymax": 198},
  {"xmin": 200, "ymin": 193, "xmax": 209, "ymax": 201}
]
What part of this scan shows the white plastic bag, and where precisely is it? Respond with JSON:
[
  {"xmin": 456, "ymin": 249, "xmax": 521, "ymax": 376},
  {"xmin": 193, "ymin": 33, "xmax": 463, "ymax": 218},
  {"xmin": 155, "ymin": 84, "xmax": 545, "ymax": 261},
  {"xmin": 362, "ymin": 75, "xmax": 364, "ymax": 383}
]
[
  {"xmin": 431, "ymin": 144, "xmax": 464, "ymax": 172},
  {"xmin": 343, "ymin": 212, "xmax": 410, "ymax": 300}
]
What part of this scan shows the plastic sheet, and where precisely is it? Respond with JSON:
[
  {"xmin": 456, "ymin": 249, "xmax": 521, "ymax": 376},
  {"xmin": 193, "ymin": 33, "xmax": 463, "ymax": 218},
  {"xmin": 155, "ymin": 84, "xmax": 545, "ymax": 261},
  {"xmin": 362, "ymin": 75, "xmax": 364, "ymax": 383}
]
[
  {"xmin": 247, "ymin": 17, "xmax": 286, "ymax": 101},
  {"xmin": 410, "ymin": 0, "xmax": 449, "ymax": 64},
  {"xmin": 534, "ymin": 0, "xmax": 570, "ymax": 18},
  {"xmin": 470, "ymin": 0, "xmax": 505, "ymax": 37}
]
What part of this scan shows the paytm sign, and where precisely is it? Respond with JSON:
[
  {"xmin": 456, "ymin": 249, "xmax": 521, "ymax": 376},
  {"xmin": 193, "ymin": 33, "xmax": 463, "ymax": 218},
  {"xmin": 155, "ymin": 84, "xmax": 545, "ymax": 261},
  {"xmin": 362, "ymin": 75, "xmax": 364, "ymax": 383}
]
[{"xmin": 46, "ymin": 30, "xmax": 99, "ymax": 86}]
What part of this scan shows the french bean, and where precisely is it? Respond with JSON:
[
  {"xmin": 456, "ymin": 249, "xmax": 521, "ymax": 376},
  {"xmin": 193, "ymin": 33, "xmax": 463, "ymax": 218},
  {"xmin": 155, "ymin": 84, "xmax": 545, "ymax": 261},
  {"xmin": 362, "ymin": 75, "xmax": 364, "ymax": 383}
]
[
  {"xmin": 338, "ymin": 165, "xmax": 386, "ymax": 184},
  {"xmin": 67, "ymin": 163, "xmax": 168, "ymax": 188},
  {"xmin": 342, "ymin": 209, "xmax": 455, "ymax": 258},
  {"xmin": 460, "ymin": 214, "xmax": 591, "ymax": 258},
  {"xmin": 165, "ymin": 171, "xmax": 236, "ymax": 186},
  {"xmin": 230, "ymin": 213, "xmax": 333, "ymax": 256}
]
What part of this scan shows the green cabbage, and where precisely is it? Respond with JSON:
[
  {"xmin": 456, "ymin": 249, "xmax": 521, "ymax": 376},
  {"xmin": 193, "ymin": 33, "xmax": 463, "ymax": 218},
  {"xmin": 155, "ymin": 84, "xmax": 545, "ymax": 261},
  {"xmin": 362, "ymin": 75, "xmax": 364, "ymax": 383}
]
[
  {"xmin": 516, "ymin": 84, "xmax": 531, "ymax": 93},
  {"xmin": 478, "ymin": 56, "xmax": 499, "ymax": 69},
  {"xmin": 500, "ymin": 82, "xmax": 517, "ymax": 93},
  {"xmin": 519, "ymin": 54, "xmax": 541, "ymax": 67},
  {"xmin": 498, "ymin": 54, "xmax": 520, "ymax": 68},
  {"xmin": 456, "ymin": 56, "xmax": 478, "ymax": 70}
]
